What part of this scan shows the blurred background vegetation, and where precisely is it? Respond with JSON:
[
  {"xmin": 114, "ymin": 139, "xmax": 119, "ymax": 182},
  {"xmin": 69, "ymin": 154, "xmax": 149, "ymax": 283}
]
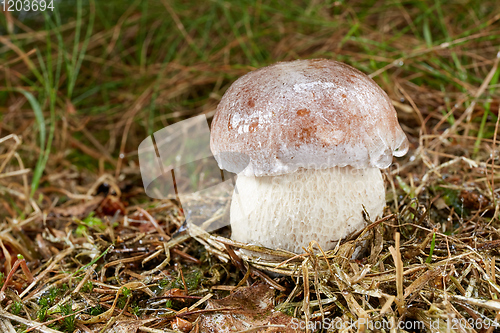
[{"xmin": 1, "ymin": 0, "xmax": 499, "ymax": 203}]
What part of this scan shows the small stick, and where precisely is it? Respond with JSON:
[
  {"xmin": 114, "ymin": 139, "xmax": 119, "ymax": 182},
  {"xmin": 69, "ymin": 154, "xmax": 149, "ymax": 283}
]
[
  {"xmin": 389, "ymin": 233, "xmax": 404, "ymax": 316},
  {"xmin": 136, "ymin": 207, "xmax": 170, "ymax": 240},
  {"xmin": 171, "ymin": 248, "xmax": 201, "ymax": 264},
  {"xmin": 176, "ymin": 263, "xmax": 189, "ymax": 295}
]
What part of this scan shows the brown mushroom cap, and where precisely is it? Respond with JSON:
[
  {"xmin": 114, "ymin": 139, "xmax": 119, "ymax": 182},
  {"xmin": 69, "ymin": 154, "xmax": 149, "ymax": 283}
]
[{"xmin": 210, "ymin": 59, "xmax": 408, "ymax": 177}]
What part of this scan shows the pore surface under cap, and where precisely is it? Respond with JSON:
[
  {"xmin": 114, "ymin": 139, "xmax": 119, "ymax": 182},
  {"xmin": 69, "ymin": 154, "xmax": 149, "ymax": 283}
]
[{"xmin": 210, "ymin": 59, "xmax": 409, "ymax": 177}]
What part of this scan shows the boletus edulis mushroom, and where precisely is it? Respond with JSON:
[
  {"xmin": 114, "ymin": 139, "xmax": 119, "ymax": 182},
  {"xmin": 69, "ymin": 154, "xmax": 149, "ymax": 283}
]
[{"xmin": 210, "ymin": 59, "xmax": 409, "ymax": 254}]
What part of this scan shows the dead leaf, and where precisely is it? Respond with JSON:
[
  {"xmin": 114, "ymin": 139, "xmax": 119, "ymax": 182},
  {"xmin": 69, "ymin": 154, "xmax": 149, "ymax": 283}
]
[
  {"xmin": 199, "ymin": 284, "xmax": 305, "ymax": 332},
  {"xmin": 35, "ymin": 234, "xmax": 52, "ymax": 259},
  {"xmin": 97, "ymin": 195, "xmax": 126, "ymax": 216},
  {"xmin": 459, "ymin": 190, "xmax": 490, "ymax": 210},
  {"xmin": 164, "ymin": 288, "xmax": 187, "ymax": 301},
  {"xmin": 51, "ymin": 196, "xmax": 104, "ymax": 217},
  {"xmin": 172, "ymin": 317, "xmax": 192, "ymax": 333}
]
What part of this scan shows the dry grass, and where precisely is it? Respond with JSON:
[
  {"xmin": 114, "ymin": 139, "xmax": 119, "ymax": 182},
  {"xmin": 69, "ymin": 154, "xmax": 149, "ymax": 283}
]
[{"xmin": 1, "ymin": 0, "xmax": 500, "ymax": 332}]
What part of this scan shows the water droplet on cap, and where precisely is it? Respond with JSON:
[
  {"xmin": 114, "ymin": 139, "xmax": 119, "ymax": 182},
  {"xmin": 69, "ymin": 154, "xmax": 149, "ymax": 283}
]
[
  {"xmin": 372, "ymin": 147, "xmax": 393, "ymax": 169},
  {"xmin": 393, "ymin": 137, "xmax": 409, "ymax": 157}
]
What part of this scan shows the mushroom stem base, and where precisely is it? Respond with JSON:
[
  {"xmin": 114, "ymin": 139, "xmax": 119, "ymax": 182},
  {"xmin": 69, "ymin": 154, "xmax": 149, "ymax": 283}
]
[{"xmin": 230, "ymin": 166, "xmax": 385, "ymax": 254}]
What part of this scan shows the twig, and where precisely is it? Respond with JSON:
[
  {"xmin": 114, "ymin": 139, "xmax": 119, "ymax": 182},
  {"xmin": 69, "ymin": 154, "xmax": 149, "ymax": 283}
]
[
  {"xmin": 136, "ymin": 207, "xmax": 170, "ymax": 240},
  {"xmin": 388, "ymin": 232, "xmax": 404, "ymax": 315}
]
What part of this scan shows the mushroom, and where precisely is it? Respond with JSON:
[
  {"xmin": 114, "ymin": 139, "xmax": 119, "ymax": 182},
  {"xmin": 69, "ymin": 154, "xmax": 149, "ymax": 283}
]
[{"xmin": 210, "ymin": 59, "xmax": 408, "ymax": 254}]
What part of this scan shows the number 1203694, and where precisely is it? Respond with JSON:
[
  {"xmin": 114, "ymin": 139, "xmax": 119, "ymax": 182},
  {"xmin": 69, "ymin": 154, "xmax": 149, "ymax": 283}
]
[{"xmin": 2, "ymin": 0, "xmax": 55, "ymax": 12}]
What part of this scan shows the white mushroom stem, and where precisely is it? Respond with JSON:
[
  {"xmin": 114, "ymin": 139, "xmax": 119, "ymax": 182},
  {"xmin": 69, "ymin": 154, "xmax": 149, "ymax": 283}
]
[{"xmin": 230, "ymin": 166, "xmax": 385, "ymax": 254}]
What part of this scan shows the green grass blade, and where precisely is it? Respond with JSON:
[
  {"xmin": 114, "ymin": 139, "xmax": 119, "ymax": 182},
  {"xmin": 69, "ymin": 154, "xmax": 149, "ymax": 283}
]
[
  {"xmin": 474, "ymin": 67, "xmax": 500, "ymax": 154},
  {"xmin": 12, "ymin": 89, "xmax": 46, "ymax": 197},
  {"xmin": 69, "ymin": 0, "xmax": 95, "ymax": 98},
  {"xmin": 426, "ymin": 232, "xmax": 436, "ymax": 264}
]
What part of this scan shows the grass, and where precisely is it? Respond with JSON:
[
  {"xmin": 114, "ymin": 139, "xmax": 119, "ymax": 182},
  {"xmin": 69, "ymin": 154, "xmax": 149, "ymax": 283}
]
[{"xmin": 1, "ymin": 0, "xmax": 500, "ymax": 332}]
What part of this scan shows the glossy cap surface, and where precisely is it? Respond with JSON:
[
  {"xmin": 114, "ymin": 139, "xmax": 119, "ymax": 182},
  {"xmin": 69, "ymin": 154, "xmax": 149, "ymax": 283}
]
[{"xmin": 210, "ymin": 59, "xmax": 409, "ymax": 176}]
